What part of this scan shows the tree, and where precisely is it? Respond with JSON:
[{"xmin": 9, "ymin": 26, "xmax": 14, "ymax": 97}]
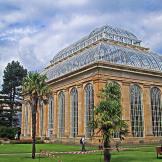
[
  {"xmin": 91, "ymin": 82, "xmax": 128, "ymax": 162},
  {"xmin": 22, "ymin": 72, "xmax": 50, "ymax": 159},
  {"xmin": 1, "ymin": 61, "xmax": 27, "ymax": 127}
]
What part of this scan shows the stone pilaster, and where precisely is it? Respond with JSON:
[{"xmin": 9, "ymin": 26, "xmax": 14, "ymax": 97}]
[
  {"xmin": 28, "ymin": 107, "xmax": 32, "ymax": 137},
  {"xmin": 38, "ymin": 106, "xmax": 41, "ymax": 137},
  {"xmin": 44, "ymin": 103, "xmax": 48, "ymax": 137},
  {"xmin": 93, "ymin": 79, "xmax": 106, "ymax": 106},
  {"xmin": 93, "ymin": 80, "xmax": 105, "ymax": 136},
  {"xmin": 93, "ymin": 80, "xmax": 100, "ymax": 107},
  {"xmin": 36, "ymin": 108, "xmax": 39, "ymax": 137},
  {"xmin": 24, "ymin": 104, "xmax": 28, "ymax": 136},
  {"xmin": 77, "ymin": 84, "xmax": 84, "ymax": 136},
  {"xmin": 121, "ymin": 82, "xmax": 132, "ymax": 137},
  {"xmin": 142, "ymin": 85, "xmax": 153, "ymax": 136},
  {"xmin": 64, "ymin": 89, "xmax": 70, "ymax": 137},
  {"xmin": 21, "ymin": 103, "xmax": 25, "ymax": 136}
]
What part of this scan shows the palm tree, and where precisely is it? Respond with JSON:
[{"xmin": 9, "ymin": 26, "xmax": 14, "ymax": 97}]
[
  {"xmin": 22, "ymin": 72, "xmax": 50, "ymax": 159},
  {"xmin": 91, "ymin": 82, "xmax": 128, "ymax": 162}
]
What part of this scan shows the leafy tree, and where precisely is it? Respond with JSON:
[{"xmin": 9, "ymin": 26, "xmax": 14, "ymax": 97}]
[
  {"xmin": 1, "ymin": 61, "xmax": 27, "ymax": 127},
  {"xmin": 91, "ymin": 82, "xmax": 128, "ymax": 162},
  {"xmin": 22, "ymin": 72, "xmax": 50, "ymax": 159}
]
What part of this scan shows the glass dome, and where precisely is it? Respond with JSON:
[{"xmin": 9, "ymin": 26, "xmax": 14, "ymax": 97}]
[
  {"xmin": 50, "ymin": 25, "xmax": 141, "ymax": 65},
  {"xmin": 89, "ymin": 25, "xmax": 138, "ymax": 40}
]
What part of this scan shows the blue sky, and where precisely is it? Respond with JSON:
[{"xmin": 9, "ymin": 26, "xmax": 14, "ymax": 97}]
[{"xmin": 0, "ymin": 0, "xmax": 162, "ymax": 88}]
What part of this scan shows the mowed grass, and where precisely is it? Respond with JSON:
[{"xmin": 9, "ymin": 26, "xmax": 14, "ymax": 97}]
[
  {"xmin": 0, "ymin": 143, "xmax": 161, "ymax": 162},
  {"xmin": 0, "ymin": 143, "xmax": 95, "ymax": 153}
]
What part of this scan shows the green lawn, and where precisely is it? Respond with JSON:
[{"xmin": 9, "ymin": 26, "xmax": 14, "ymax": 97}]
[{"xmin": 0, "ymin": 143, "xmax": 160, "ymax": 162}]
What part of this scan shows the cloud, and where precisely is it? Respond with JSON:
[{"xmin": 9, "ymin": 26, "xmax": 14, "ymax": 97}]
[{"xmin": 0, "ymin": 0, "xmax": 162, "ymax": 89}]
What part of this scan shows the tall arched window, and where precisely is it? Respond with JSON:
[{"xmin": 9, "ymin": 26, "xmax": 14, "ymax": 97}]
[
  {"xmin": 151, "ymin": 87, "xmax": 162, "ymax": 136},
  {"xmin": 71, "ymin": 87, "xmax": 78, "ymax": 137},
  {"xmin": 48, "ymin": 96, "xmax": 54, "ymax": 129},
  {"xmin": 130, "ymin": 84, "xmax": 144, "ymax": 137},
  {"xmin": 40, "ymin": 101, "xmax": 44, "ymax": 137},
  {"xmin": 84, "ymin": 83, "xmax": 94, "ymax": 138},
  {"xmin": 58, "ymin": 91, "xmax": 65, "ymax": 137}
]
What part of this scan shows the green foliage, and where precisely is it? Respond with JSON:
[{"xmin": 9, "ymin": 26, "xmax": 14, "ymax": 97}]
[
  {"xmin": 1, "ymin": 60, "xmax": 27, "ymax": 127},
  {"xmin": 23, "ymin": 72, "xmax": 50, "ymax": 101},
  {"xmin": 0, "ymin": 144, "xmax": 160, "ymax": 162},
  {"xmin": 22, "ymin": 72, "xmax": 50, "ymax": 159},
  {"xmin": 2, "ymin": 60, "xmax": 27, "ymax": 98},
  {"xmin": 91, "ymin": 82, "xmax": 128, "ymax": 161},
  {"xmin": 10, "ymin": 139, "xmax": 44, "ymax": 144},
  {"xmin": 0, "ymin": 126, "xmax": 18, "ymax": 139},
  {"xmin": 92, "ymin": 82, "xmax": 128, "ymax": 145},
  {"xmin": 0, "ymin": 109, "xmax": 13, "ymax": 127}
]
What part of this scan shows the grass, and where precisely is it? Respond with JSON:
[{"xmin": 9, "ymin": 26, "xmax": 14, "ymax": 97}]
[
  {"xmin": 0, "ymin": 143, "xmax": 161, "ymax": 162},
  {"xmin": 0, "ymin": 143, "xmax": 95, "ymax": 153}
]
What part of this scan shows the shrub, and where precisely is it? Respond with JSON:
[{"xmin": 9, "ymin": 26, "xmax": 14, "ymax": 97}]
[
  {"xmin": 0, "ymin": 126, "xmax": 18, "ymax": 139},
  {"xmin": 10, "ymin": 139, "xmax": 44, "ymax": 144}
]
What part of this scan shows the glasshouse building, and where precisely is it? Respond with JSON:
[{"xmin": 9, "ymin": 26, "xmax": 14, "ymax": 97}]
[{"xmin": 21, "ymin": 25, "xmax": 162, "ymax": 144}]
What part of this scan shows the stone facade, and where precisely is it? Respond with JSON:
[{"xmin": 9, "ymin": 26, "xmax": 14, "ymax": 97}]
[{"xmin": 21, "ymin": 25, "xmax": 162, "ymax": 144}]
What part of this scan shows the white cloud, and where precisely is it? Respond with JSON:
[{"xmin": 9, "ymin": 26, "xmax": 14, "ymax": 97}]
[
  {"xmin": 0, "ymin": 0, "xmax": 162, "ymax": 89},
  {"xmin": 0, "ymin": 45, "xmax": 20, "ymax": 89},
  {"xmin": 56, "ymin": 0, "xmax": 88, "ymax": 7}
]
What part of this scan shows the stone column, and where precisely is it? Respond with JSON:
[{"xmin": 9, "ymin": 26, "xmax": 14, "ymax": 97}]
[
  {"xmin": 21, "ymin": 103, "xmax": 25, "ymax": 136},
  {"xmin": 142, "ymin": 85, "xmax": 153, "ymax": 136},
  {"xmin": 53, "ymin": 92, "xmax": 58, "ymax": 137},
  {"xmin": 93, "ymin": 80, "xmax": 100, "ymax": 107},
  {"xmin": 93, "ymin": 80, "xmax": 105, "ymax": 136},
  {"xmin": 77, "ymin": 84, "xmax": 84, "ymax": 136},
  {"xmin": 42, "ymin": 104, "xmax": 45, "ymax": 137},
  {"xmin": 44, "ymin": 103, "xmax": 48, "ymax": 138},
  {"xmin": 64, "ymin": 89, "xmax": 70, "ymax": 137},
  {"xmin": 93, "ymin": 79, "xmax": 106, "ymax": 105},
  {"xmin": 28, "ymin": 107, "xmax": 32, "ymax": 137},
  {"xmin": 37, "ymin": 104, "xmax": 41, "ymax": 137},
  {"xmin": 36, "ymin": 107, "xmax": 40, "ymax": 137},
  {"xmin": 24, "ymin": 104, "xmax": 28, "ymax": 137},
  {"xmin": 121, "ymin": 82, "xmax": 132, "ymax": 136}
]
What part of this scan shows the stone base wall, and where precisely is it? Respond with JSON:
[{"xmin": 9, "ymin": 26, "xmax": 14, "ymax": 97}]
[{"xmin": 21, "ymin": 135, "xmax": 161, "ymax": 145}]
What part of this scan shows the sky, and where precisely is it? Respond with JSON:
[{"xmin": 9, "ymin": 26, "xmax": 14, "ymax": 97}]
[{"xmin": 0, "ymin": 0, "xmax": 162, "ymax": 89}]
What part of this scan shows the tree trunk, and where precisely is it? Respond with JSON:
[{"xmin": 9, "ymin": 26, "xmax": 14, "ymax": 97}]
[
  {"xmin": 31, "ymin": 98, "xmax": 37, "ymax": 159},
  {"xmin": 103, "ymin": 137, "xmax": 111, "ymax": 162}
]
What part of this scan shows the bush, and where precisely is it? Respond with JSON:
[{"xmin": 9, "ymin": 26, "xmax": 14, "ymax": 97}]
[
  {"xmin": 10, "ymin": 139, "xmax": 44, "ymax": 144},
  {"xmin": 0, "ymin": 126, "xmax": 18, "ymax": 139}
]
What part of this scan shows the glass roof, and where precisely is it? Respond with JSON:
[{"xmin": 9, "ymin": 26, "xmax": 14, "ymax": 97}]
[
  {"xmin": 50, "ymin": 25, "xmax": 141, "ymax": 65},
  {"xmin": 44, "ymin": 42, "xmax": 162, "ymax": 81},
  {"xmin": 89, "ymin": 25, "xmax": 137, "ymax": 40}
]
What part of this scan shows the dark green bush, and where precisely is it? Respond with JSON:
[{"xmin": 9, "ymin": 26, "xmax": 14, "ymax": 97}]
[
  {"xmin": 10, "ymin": 139, "xmax": 44, "ymax": 144},
  {"xmin": 0, "ymin": 126, "xmax": 18, "ymax": 139}
]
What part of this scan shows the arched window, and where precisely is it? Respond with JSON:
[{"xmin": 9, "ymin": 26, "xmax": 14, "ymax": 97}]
[
  {"xmin": 58, "ymin": 91, "xmax": 65, "ymax": 137},
  {"xmin": 40, "ymin": 101, "xmax": 44, "ymax": 136},
  {"xmin": 71, "ymin": 87, "xmax": 78, "ymax": 137},
  {"xmin": 84, "ymin": 83, "xmax": 94, "ymax": 138},
  {"xmin": 130, "ymin": 84, "xmax": 144, "ymax": 137},
  {"xmin": 151, "ymin": 87, "xmax": 162, "ymax": 136},
  {"xmin": 48, "ymin": 96, "xmax": 54, "ymax": 130}
]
